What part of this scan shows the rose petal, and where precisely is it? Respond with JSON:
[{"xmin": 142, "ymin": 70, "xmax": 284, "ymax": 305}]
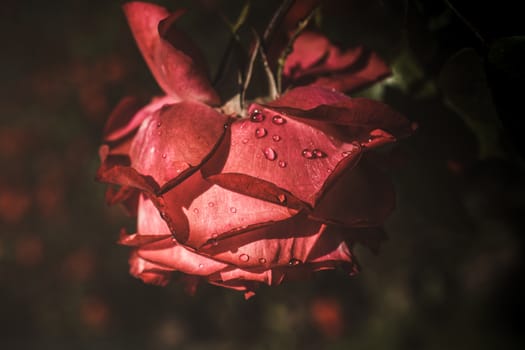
[
  {"xmin": 129, "ymin": 252, "xmax": 171, "ymax": 286},
  {"xmin": 285, "ymin": 31, "xmax": 364, "ymax": 80},
  {"xmin": 284, "ymin": 32, "xmax": 331, "ymax": 78},
  {"xmin": 208, "ymin": 232, "xmax": 354, "ymax": 287},
  {"xmin": 96, "ymin": 163, "xmax": 160, "ymax": 195},
  {"xmin": 312, "ymin": 51, "xmax": 391, "ymax": 93},
  {"xmin": 202, "ymin": 215, "xmax": 328, "ymax": 268},
  {"xmin": 342, "ymin": 226, "xmax": 387, "ymax": 254},
  {"xmin": 305, "ymin": 45, "xmax": 364, "ymax": 78},
  {"xmin": 271, "ymin": 85, "xmax": 349, "ymax": 109},
  {"xmin": 269, "ymin": 86, "xmax": 412, "ymax": 142},
  {"xmin": 310, "ymin": 161, "xmax": 395, "ymax": 227},
  {"xmin": 203, "ymin": 104, "xmax": 363, "ymax": 207},
  {"xmin": 129, "ymin": 100, "xmax": 228, "ymax": 187},
  {"xmin": 159, "ymin": 170, "xmax": 298, "ymax": 248},
  {"xmin": 103, "ymin": 95, "xmax": 179, "ymax": 142},
  {"xmin": 123, "ymin": 2, "xmax": 219, "ymax": 104},
  {"xmin": 137, "ymin": 239, "xmax": 229, "ymax": 276}
]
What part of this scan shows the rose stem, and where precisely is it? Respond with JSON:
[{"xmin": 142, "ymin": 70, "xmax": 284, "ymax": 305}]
[
  {"xmin": 212, "ymin": 1, "xmax": 251, "ymax": 87},
  {"xmin": 241, "ymin": 0, "xmax": 296, "ymax": 107}
]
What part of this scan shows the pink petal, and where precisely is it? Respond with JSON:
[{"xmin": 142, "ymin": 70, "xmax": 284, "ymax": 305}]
[
  {"xmin": 203, "ymin": 104, "xmax": 363, "ymax": 207},
  {"xmin": 103, "ymin": 95, "xmax": 179, "ymax": 142},
  {"xmin": 136, "ymin": 194, "xmax": 172, "ymax": 235},
  {"xmin": 207, "ymin": 279, "xmax": 259, "ymax": 299},
  {"xmin": 123, "ymin": 2, "xmax": 219, "ymax": 104},
  {"xmin": 215, "ymin": 268, "xmax": 275, "ymax": 285},
  {"xmin": 137, "ymin": 239, "xmax": 229, "ymax": 276},
  {"xmin": 129, "ymin": 252, "xmax": 171, "ymax": 286},
  {"xmin": 201, "ymin": 215, "xmax": 328, "ymax": 269},
  {"xmin": 285, "ymin": 31, "xmax": 363, "ymax": 80},
  {"xmin": 158, "ymin": 170, "xmax": 298, "ymax": 248},
  {"xmin": 129, "ymin": 100, "xmax": 228, "ymax": 187}
]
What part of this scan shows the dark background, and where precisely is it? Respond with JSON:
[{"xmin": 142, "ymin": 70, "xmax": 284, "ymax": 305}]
[{"xmin": 1, "ymin": 0, "xmax": 524, "ymax": 349}]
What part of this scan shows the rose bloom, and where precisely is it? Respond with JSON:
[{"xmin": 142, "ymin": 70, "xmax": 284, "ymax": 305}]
[{"xmin": 97, "ymin": 2, "xmax": 411, "ymax": 298}]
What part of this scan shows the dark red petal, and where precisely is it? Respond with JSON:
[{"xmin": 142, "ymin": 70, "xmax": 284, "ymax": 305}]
[
  {"xmin": 312, "ymin": 51, "xmax": 391, "ymax": 93},
  {"xmin": 310, "ymin": 161, "xmax": 395, "ymax": 227},
  {"xmin": 284, "ymin": 31, "xmax": 331, "ymax": 78},
  {"xmin": 123, "ymin": 2, "xmax": 219, "ymax": 104},
  {"xmin": 96, "ymin": 163, "xmax": 159, "ymax": 194},
  {"xmin": 343, "ymin": 227, "xmax": 387, "ymax": 254},
  {"xmin": 203, "ymin": 104, "xmax": 363, "ymax": 207},
  {"xmin": 129, "ymin": 100, "xmax": 228, "ymax": 187},
  {"xmin": 269, "ymin": 86, "xmax": 412, "ymax": 142},
  {"xmin": 304, "ymin": 45, "xmax": 364, "ymax": 78},
  {"xmin": 119, "ymin": 233, "xmax": 172, "ymax": 247}
]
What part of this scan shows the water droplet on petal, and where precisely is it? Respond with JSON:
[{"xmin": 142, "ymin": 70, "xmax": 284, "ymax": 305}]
[
  {"xmin": 313, "ymin": 149, "xmax": 326, "ymax": 158},
  {"xmin": 198, "ymin": 263, "xmax": 204, "ymax": 268},
  {"xmin": 208, "ymin": 202, "xmax": 215, "ymax": 207},
  {"xmin": 302, "ymin": 149, "xmax": 314, "ymax": 159},
  {"xmin": 263, "ymin": 147, "xmax": 277, "ymax": 161},
  {"xmin": 255, "ymin": 127, "xmax": 267, "ymax": 138},
  {"xmin": 272, "ymin": 115, "xmax": 286, "ymax": 125},
  {"xmin": 272, "ymin": 135, "xmax": 281, "ymax": 142},
  {"xmin": 327, "ymin": 168, "xmax": 333, "ymax": 173},
  {"xmin": 289, "ymin": 258, "xmax": 302, "ymax": 266},
  {"xmin": 230, "ymin": 207, "xmax": 237, "ymax": 213},
  {"xmin": 259, "ymin": 258, "xmax": 267, "ymax": 264},
  {"xmin": 278, "ymin": 160, "xmax": 287, "ymax": 168},
  {"xmin": 239, "ymin": 254, "xmax": 250, "ymax": 262},
  {"xmin": 341, "ymin": 150, "xmax": 353, "ymax": 157},
  {"xmin": 193, "ymin": 208, "xmax": 199, "ymax": 214},
  {"xmin": 156, "ymin": 121, "xmax": 162, "ymax": 127},
  {"xmin": 242, "ymin": 138, "xmax": 249, "ymax": 144},
  {"xmin": 209, "ymin": 238, "xmax": 219, "ymax": 247},
  {"xmin": 250, "ymin": 109, "xmax": 264, "ymax": 122},
  {"xmin": 161, "ymin": 153, "xmax": 167, "ymax": 159},
  {"xmin": 277, "ymin": 194, "xmax": 287, "ymax": 204}
]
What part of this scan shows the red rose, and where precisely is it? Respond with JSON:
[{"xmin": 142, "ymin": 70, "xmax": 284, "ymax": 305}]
[{"xmin": 97, "ymin": 2, "xmax": 411, "ymax": 298}]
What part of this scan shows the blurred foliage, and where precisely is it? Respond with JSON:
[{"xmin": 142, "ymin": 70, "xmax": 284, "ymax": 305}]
[{"xmin": 1, "ymin": 0, "xmax": 524, "ymax": 349}]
